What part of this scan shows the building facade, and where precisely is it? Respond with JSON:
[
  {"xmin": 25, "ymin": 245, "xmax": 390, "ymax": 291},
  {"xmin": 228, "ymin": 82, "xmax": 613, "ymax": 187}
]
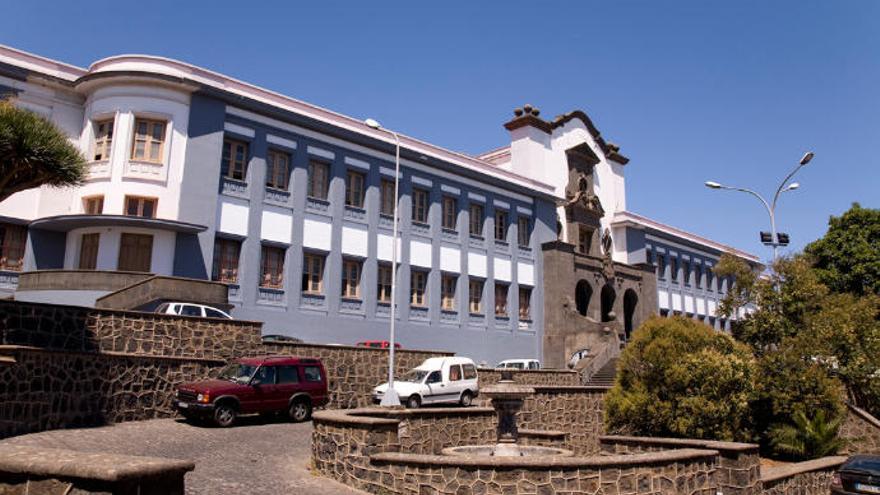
[{"xmin": 0, "ymin": 45, "xmax": 759, "ymax": 366}]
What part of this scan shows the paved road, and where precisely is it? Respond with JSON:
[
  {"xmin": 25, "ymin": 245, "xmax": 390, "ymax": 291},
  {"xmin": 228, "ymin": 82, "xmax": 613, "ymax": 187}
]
[{"xmin": 1, "ymin": 417, "xmax": 364, "ymax": 495}]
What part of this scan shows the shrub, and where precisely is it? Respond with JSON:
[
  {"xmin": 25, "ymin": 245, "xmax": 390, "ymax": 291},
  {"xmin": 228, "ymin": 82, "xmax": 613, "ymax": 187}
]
[
  {"xmin": 770, "ymin": 409, "xmax": 844, "ymax": 461},
  {"xmin": 605, "ymin": 316, "xmax": 756, "ymax": 442}
]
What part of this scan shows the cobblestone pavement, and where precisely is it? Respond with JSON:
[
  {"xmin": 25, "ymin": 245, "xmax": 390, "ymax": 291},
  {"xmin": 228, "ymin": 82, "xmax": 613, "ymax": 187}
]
[{"xmin": 1, "ymin": 417, "xmax": 365, "ymax": 495}]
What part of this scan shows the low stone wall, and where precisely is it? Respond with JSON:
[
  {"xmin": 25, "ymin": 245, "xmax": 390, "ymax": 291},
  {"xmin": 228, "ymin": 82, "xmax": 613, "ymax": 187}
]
[
  {"xmin": 760, "ymin": 456, "xmax": 847, "ymax": 495},
  {"xmin": 262, "ymin": 342, "xmax": 452, "ymax": 409},
  {"xmin": 476, "ymin": 368, "xmax": 580, "ymax": 386},
  {"xmin": 312, "ymin": 408, "xmax": 721, "ymax": 495},
  {"xmin": 600, "ymin": 435, "xmax": 761, "ymax": 495},
  {"xmin": 840, "ymin": 402, "xmax": 880, "ymax": 454},
  {"xmin": 520, "ymin": 386, "xmax": 609, "ymax": 455},
  {"xmin": 0, "ymin": 445, "xmax": 194, "ymax": 495},
  {"xmin": 0, "ymin": 346, "xmax": 221, "ymax": 438}
]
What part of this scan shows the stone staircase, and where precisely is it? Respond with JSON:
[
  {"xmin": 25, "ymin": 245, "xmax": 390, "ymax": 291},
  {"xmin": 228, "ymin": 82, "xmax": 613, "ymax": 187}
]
[{"xmin": 584, "ymin": 358, "xmax": 619, "ymax": 386}]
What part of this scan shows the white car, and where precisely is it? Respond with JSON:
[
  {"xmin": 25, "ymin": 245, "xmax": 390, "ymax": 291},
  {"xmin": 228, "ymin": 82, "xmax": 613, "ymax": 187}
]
[
  {"xmin": 496, "ymin": 359, "xmax": 541, "ymax": 370},
  {"xmin": 373, "ymin": 357, "xmax": 479, "ymax": 408},
  {"xmin": 155, "ymin": 302, "xmax": 232, "ymax": 319}
]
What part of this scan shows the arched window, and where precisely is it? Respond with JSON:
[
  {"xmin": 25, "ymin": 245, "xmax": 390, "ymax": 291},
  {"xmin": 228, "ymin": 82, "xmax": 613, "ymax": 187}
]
[
  {"xmin": 623, "ymin": 289, "xmax": 639, "ymax": 340},
  {"xmin": 601, "ymin": 284, "xmax": 616, "ymax": 322},
  {"xmin": 575, "ymin": 280, "xmax": 592, "ymax": 317}
]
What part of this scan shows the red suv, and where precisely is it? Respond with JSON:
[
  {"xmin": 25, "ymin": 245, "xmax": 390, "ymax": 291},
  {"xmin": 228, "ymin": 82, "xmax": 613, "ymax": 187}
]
[
  {"xmin": 357, "ymin": 340, "xmax": 402, "ymax": 349},
  {"xmin": 175, "ymin": 356, "xmax": 329, "ymax": 427}
]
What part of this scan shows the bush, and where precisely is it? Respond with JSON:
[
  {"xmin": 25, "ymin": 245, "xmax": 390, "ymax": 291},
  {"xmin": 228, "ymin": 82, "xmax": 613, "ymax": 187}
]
[
  {"xmin": 605, "ymin": 316, "xmax": 756, "ymax": 442},
  {"xmin": 769, "ymin": 409, "xmax": 844, "ymax": 461}
]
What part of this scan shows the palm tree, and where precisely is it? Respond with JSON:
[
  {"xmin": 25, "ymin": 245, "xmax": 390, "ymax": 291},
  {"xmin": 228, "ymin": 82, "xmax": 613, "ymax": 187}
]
[
  {"xmin": 0, "ymin": 98, "xmax": 86, "ymax": 203},
  {"xmin": 771, "ymin": 409, "xmax": 845, "ymax": 460}
]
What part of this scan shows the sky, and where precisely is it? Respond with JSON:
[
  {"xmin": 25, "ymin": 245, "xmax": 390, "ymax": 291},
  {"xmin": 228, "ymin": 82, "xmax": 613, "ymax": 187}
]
[{"xmin": 2, "ymin": 0, "xmax": 878, "ymax": 261}]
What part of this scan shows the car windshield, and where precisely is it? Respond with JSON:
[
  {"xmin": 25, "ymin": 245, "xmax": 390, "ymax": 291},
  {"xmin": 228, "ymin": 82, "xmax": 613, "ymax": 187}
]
[
  {"xmin": 401, "ymin": 369, "xmax": 430, "ymax": 383},
  {"xmin": 218, "ymin": 363, "xmax": 258, "ymax": 384},
  {"xmin": 845, "ymin": 457, "xmax": 880, "ymax": 473}
]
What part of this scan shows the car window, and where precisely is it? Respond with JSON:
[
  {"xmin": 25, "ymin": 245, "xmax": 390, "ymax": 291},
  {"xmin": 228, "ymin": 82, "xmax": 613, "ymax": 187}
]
[
  {"xmin": 156, "ymin": 303, "xmax": 170, "ymax": 313},
  {"xmin": 369, "ymin": 342, "xmax": 381, "ymax": 348},
  {"xmin": 180, "ymin": 305, "xmax": 202, "ymax": 317},
  {"xmin": 303, "ymin": 366, "xmax": 322, "ymax": 382},
  {"xmin": 205, "ymin": 308, "xmax": 227, "ymax": 319},
  {"xmin": 426, "ymin": 371, "xmax": 442, "ymax": 384},
  {"xmin": 449, "ymin": 365, "xmax": 462, "ymax": 381},
  {"xmin": 462, "ymin": 364, "xmax": 477, "ymax": 380},
  {"xmin": 528, "ymin": 361, "xmax": 540, "ymax": 370},
  {"xmin": 277, "ymin": 366, "xmax": 300, "ymax": 384},
  {"xmin": 254, "ymin": 366, "xmax": 276, "ymax": 385}
]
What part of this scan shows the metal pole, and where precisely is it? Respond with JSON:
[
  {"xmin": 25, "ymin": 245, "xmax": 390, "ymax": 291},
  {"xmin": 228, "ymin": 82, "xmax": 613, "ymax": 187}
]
[{"xmin": 380, "ymin": 130, "xmax": 402, "ymax": 407}]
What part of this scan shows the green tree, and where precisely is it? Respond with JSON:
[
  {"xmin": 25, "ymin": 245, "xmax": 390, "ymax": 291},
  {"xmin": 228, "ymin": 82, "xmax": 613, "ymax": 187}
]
[
  {"xmin": 605, "ymin": 316, "xmax": 756, "ymax": 442},
  {"xmin": 769, "ymin": 409, "xmax": 845, "ymax": 461},
  {"xmin": 805, "ymin": 203, "xmax": 880, "ymax": 296},
  {"xmin": 0, "ymin": 98, "xmax": 86, "ymax": 203}
]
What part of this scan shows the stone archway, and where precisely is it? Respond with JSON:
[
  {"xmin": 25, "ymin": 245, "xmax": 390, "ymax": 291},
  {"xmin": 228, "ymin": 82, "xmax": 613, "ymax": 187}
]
[
  {"xmin": 575, "ymin": 280, "xmax": 592, "ymax": 317},
  {"xmin": 600, "ymin": 284, "xmax": 616, "ymax": 322},
  {"xmin": 623, "ymin": 289, "xmax": 639, "ymax": 340}
]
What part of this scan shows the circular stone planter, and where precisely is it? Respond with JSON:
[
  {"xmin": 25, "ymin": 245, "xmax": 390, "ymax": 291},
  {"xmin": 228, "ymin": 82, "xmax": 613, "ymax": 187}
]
[{"xmin": 441, "ymin": 445, "xmax": 574, "ymax": 457}]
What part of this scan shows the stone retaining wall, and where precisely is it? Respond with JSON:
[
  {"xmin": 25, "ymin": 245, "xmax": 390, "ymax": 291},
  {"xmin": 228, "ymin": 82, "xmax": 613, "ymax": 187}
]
[
  {"xmin": 520, "ymin": 386, "xmax": 609, "ymax": 455},
  {"xmin": 476, "ymin": 368, "xmax": 580, "ymax": 386},
  {"xmin": 600, "ymin": 435, "xmax": 761, "ymax": 495},
  {"xmin": 0, "ymin": 444, "xmax": 193, "ymax": 495},
  {"xmin": 760, "ymin": 456, "xmax": 846, "ymax": 495},
  {"xmin": 840, "ymin": 402, "xmax": 880, "ymax": 454}
]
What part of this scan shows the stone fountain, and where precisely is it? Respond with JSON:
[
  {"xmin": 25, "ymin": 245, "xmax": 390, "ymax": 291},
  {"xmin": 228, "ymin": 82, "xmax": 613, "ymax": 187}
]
[{"xmin": 442, "ymin": 370, "xmax": 573, "ymax": 457}]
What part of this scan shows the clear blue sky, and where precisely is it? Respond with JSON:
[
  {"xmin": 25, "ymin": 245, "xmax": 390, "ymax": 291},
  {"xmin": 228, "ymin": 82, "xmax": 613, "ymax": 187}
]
[{"xmin": 3, "ymin": 1, "xmax": 877, "ymax": 260}]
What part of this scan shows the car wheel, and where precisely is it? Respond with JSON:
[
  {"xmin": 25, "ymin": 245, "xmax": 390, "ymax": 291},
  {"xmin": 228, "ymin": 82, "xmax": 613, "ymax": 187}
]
[
  {"xmin": 460, "ymin": 391, "xmax": 473, "ymax": 407},
  {"xmin": 406, "ymin": 395, "xmax": 421, "ymax": 409},
  {"xmin": 213, "ymin": 403, "xmax": 237, "ymax": 427},
  {"xmin": 289, "ymin": 399, "xmax": 312, "ymax": 422}
]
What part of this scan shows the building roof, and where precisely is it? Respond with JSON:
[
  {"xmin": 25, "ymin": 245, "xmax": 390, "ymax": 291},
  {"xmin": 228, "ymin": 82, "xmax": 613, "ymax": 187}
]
[
  {"xmin": 0, "ymin": 44, "xmax": 558, "ymax": 200},
  {"xmin": 611, "ymin": 210, "xmax": 762, "ymax": 264}
]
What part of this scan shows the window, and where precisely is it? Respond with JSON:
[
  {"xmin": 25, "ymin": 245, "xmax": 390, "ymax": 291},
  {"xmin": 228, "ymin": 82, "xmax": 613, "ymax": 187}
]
[
  {"xmin": 469, "ymin": 279, "xmax": 483, "ymax": 313},
  {"xmin": 495, "ymin": 283, "xmax": 509, "ymax": 316},
  {"xmin": 412, "ymin": 188, "xmax": 429, "ymax": 224},
  {"xmin": 180, "ymin": 305, "xmax": 202, "ymax": 317},
  {"xmin": 442, "ymin": 196, "xmax": 457, "ymax": 230},
  {"xmin": 657, "ymin": 254, "xmax": 666, "ymax": 279},
  {"xmin": 671, "ymin": 257, "xmax": 679, "ymax": 281},
  {"xmin": 469, "ymin": 203, "xmax": 484, "ymax": 237},
  {"xmin": 78, "ymin": 233, "xmax": 99, "ymax": 270},
  {"xmin": 307, "ymin": 161, "xmax": 330, "ymax": 200},
  {"xmin": 345, "ymin": 170, "xmax": 365, "ymax": 208},
  {"xmin": 92, "ymin": 119, "xmax": 114, "ymax": 161},
  {"xmin": 426, "ymin": 371, "xmax": 441, "ymax": 384},
  {"xmin": 302, "ymin": 253, "xmax": 325, "ymax": 294},
  {"xmin": 254, "ymin": 366, "xmax": 276, "ymax": 385},
  {"xmin": 494, "ymin": 210, "xmax": 507, "ymax": 241},
  {"xmin": 266, "ymin": 149, "xmax": 289, "ymax": 190},
  {"xmin": 341, "ymin": 258, "xmax": 362, "ymax": 299},
  {"xmin": 380, "ymin": 179, "xmax": 395, "ymax": 215},
  {"xmin": 695, "ymin": 264, "xmax": 702, "ymax": 288},
  {"xmin": 260, "ymin": 245, "xmax": 285, "ymax": 289},
  {"xmin": 304, "ymin": 365, "xmax": 322, "ymax": 382},
  {"xmin": 131, "ymin": 118, "xmax": 166, "ymax": 163},
  {"xmin": 578, "ymin": 226, "xmax": 592, "ymax": 254},
  {"xmin": 441, "ymin": 274, "xmax": 457, "ymax": 310},
  {"xmin": 83, "ymin": 196, "xmax": 104, "ymax": 215},
  {"xmin": 277, "ymin": 366, "xmax": 300, "ymax": 384},
  {"xmin": 517, "ymin": 216, "xmax": 530, "ymax": 247},
  {"xmin": 449, "ymin": 364, "xmax": 462, "ymax": 381},
  {"xmin": 519, "ymin": 287, "xmax": 532, "ymax": 320},
  {"xmin": 646, "ymin": 250, "xmax": 654, "ymax": 265},
  {"xmin": 212, "ymin": 238, "xmax": 241, "ymax": 283},
  {"xmin": 706, "ymin": 270, "xmax": 714, "ymax": 291},
  {"xmin": 411, "ymin": 270, "xmax": 427, "ymax": 307},
  {"xmin": 683, "ymin": 261, "xmax": 691, "ymax": 286},
  {"xmin": 462, "ymin": 364, "xmax": 477, "ymax": 379},
  {"xmin": 377, "ymin": 263, "xmax": 392, "ymax": 303},
  {"xmin": 124, "ymin": 196, "xmax": 157, "ymax": 218},
  {"xmin": 222, "ymin": 138, "xmax": 249, "ymax": 181},
  {"xmin": 205, "ymin": 308, "xmax": 227, "ymax": 318},
  {"xmin": 117, "ymin": 233, "xmax": 153, "ymax": 272}
]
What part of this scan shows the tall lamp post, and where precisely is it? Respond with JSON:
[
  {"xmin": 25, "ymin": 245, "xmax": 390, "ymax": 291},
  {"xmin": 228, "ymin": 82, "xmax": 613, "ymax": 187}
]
[
  {"xmin": 705, "ymin": 151, "xmax": 814, "ymax": 262},
  {"xmin": 365, "ymin": 117, "xmax": 401, "ymax": 407}
]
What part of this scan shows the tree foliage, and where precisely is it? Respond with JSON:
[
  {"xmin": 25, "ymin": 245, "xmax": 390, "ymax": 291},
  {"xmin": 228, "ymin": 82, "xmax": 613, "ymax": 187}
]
[
  {"xmin": 605, "ymin": 316, "xmax": 756, "ymax": 442},
  {"xmin": 0, "ymin": 98, "xmax": 86, "ymax": 203},
  {"xmin": 805, "ymin": 203, "xmax": 880, "ymax": 296}
]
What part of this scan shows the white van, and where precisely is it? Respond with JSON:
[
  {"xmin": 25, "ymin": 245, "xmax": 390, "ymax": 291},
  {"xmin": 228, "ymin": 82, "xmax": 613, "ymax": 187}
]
[
  {"xmin": 497, "ymin": 359, "xmax": 541, "ymax": 370},
  {"xmin": 155, "ymin": 302, "xmax": 232, "ymax": 319},
  {"xmin": 372, "ymin": 357, "xmax": 479, "ymax": 408}
]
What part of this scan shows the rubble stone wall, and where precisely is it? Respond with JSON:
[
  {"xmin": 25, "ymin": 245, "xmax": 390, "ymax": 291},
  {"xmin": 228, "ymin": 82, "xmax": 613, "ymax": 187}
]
[
  {"xmin": 476, "ymin": 368, "xmax": 580, "ymax": 387},
  {"xmin": 840, "ymin": 403, "xmax": 880, "ymax": 455},
  {"xmin": 760, "ymin": 457, "xmax": 846, "ymax": 495},
  {"xmin": 519, "ymin": 386, "xmax": 609, "ymax": 455}
]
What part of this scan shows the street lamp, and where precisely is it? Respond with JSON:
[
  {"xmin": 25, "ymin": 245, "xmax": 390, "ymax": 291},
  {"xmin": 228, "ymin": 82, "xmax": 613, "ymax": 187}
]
[
  {"xmin": 705, "ymin": 151, "xmax": 815, "ymax": 263},
  {"xmin": 365, "ymin": 117, "xmax": 401, "ymax": 407}
]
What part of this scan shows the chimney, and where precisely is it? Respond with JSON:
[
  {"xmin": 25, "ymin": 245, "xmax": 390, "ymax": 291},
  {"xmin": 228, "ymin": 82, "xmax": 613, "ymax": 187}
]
[{"xmin": 504, "ymin": 104, "xmax": 552, "ymax": 184}]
